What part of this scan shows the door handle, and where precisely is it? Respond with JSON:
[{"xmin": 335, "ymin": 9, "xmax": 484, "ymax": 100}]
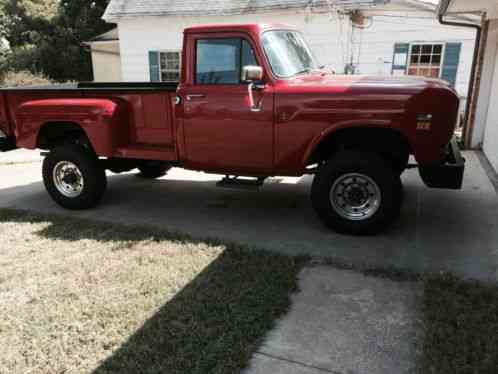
[{"xmin": 186, "ymin": 94, "xmax": 206, "ymax": 101}]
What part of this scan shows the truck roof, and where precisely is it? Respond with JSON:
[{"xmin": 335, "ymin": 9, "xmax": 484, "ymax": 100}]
[{"xmin": 183, "ymin": 23, "xmax": 297, "ymax": 35}]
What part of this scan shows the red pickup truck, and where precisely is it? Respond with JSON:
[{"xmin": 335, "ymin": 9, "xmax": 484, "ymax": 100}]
[{"xmin": 0, "ymin": 24, "xmax": 464, "ymax": 235}]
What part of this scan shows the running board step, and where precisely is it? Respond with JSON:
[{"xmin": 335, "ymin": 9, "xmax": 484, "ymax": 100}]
[{"xmin": 216, "ymin": 176, "xmax": 266, "ymax": 191}]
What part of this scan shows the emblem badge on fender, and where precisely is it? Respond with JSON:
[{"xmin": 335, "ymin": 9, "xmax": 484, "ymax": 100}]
[{"xmin": 417, "ymin": 114, "xmax": 432, "ymax": 131}]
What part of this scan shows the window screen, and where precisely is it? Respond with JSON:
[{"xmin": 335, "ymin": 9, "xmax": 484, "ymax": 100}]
[
  {"xmin": 407, "ymin": 44, "xmax": 444, "ymax": 78},
  {"xmin": 159, "ymin": 51, "xmax": 181, "ymax": 82}
]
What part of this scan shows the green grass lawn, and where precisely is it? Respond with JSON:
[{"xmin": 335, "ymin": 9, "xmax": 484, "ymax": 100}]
[
  {"xmin": 417, "ymin": 275, "xmax": 498, "ymax": 374},
  {"xmin": 0, "ymin": 209, "xmax": 304, "ymax": 374}
]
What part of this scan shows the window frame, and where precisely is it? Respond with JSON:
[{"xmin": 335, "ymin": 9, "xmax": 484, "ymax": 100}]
[
  {"xmin": 193, "ymin": 37, "xmax": 260, "ymax": 86},
  {"xmin": 157, "ymin": 50, "xmax": 182, "ymax": 83},
  {"xmin": 406, "ymin": 42, "xmax": 446, "ymax": 79}
]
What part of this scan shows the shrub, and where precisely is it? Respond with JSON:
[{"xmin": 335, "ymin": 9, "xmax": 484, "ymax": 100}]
[{"xmin": 0, "ymin": 70, "xmax": 52, "ymax": 87}]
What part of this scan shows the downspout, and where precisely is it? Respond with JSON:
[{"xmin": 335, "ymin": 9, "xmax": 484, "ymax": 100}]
[{"xmin": 437, "ymin": 0, "xmax": 483, "ymax": 148}]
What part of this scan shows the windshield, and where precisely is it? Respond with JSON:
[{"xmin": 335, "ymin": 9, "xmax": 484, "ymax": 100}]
[{"xmin": 261, "ymin": 30, "xmax": 319, "ymax": 78}]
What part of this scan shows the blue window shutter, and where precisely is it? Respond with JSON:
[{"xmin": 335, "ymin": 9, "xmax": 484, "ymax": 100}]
[
  {"xmin": 441, "ymin": 43, "xmax": 462, "ymax": 87},
  {"xmin": 149, "ymin": 51, "xmax": 160, "ymax": 82},
  {"xmin": 392, "ymin": 43, "xmax": 409, "ymax": 74}
]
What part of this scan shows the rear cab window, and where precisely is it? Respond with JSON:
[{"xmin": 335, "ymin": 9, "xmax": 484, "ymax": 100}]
[{"xmin": 195, "ymin": 38, "xmax": 258, "ymax": 85}]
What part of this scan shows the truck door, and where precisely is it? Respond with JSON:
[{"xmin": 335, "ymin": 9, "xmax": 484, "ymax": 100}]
[{"xmin": 180, "ymin": 36, "xmax": 274, "ymax": 175}]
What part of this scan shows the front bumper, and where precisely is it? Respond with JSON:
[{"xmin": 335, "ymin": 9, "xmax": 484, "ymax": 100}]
[
  {"xmin": 419, "ymin": 137, "xmax": 465, "ymax": 190},
  {"xmin": 0, "ymin": 136, "xmax": 17, "ymax": 152}
]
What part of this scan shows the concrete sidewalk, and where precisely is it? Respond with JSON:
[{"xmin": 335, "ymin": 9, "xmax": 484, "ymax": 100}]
[
  {"xmin": 244, "ymin": 267, "xmax": 422, "ymax": 374},
  {"xmin": 0, "ymin": 151, "xmax": 497, "ymax": 281}
]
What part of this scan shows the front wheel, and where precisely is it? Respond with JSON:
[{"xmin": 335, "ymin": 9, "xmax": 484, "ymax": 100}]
[
  {"xmin": 43, "ymin": 145, "xmax": 107, "ymax": 210},
  {"xmin": 311, "ymin": 151, "xmax": 402, "ymax": 235}
]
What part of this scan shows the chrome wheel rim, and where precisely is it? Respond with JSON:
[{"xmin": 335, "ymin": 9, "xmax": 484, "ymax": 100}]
[
  {"xmin": 330, "ymin": 173, "xmax": 381, "ymax": 221},
  {"xmin": 53, "ymin": 161, "xmax": 84, "ymax": 198}
]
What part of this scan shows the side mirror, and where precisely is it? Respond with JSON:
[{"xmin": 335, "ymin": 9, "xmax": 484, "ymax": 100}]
[
  {"xmin": 242, "ymin": 66, "xmax": 264, "ymax": 112},
  {"xmin": 242, "ymin": 66, "xmax": 264, "ymax": 82}
]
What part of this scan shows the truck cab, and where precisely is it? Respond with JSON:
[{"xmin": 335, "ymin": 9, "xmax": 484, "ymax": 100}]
[{"xmin": 0, "ymin": 23, "xmax": 465, "ymax": 235}]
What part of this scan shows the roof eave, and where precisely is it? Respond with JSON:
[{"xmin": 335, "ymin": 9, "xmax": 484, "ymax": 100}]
[
  {"xmin": 101, "ymin": 1, "xmax": 393, "ymax": 22},
  {"xmin": 437, "ymin": 0, "xmax": 497, "ymax": 19}
]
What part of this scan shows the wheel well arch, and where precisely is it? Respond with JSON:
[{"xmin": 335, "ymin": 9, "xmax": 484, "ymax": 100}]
[
  {"xmin": 307, "ymin": 127, "xmax": 413, "ymax": 169},
  {"xmin": 37, "ymin": 122, "xmax": 92, "ymax": 151}
]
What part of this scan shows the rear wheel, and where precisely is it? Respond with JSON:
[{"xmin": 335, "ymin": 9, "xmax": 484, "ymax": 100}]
[
  {"xmin": 137, "ymin": 161, "xmax": 171, "ymax": 179},
  {"xmin": 43, "ymin": 145, "xmax": 107, "ymax": 210},
  {"xmin": 311, "ymin": 151, "xmax": 402, "ymax": 235}
]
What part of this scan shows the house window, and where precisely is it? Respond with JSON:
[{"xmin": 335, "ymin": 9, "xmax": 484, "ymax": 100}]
[
  {"xmin": 407, "ymin": 44, "xmax": 444, "ymax": 78},
  {"xmin": 159, "ymin": 51, "xmax": 181, "ymax": 82}
]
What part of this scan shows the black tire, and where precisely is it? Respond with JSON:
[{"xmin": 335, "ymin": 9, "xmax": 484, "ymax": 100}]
[
  {"xmin": 137, "ymin": 161, "xmax": 171, "ymax": 179},
  {"xmin": 311, "ymin": 151, "xmax": 402, "ymax": 235},
  {"xmin": 43, "ymin": 145, "xmax": 107, "ymax": 210},
  {"xmin": 393, "ymin": 152, "xmax": 409, "ymax": 176}
]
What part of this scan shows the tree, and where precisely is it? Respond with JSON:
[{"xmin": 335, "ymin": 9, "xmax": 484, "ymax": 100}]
[
  {"xmin": 1, "ymin": 0, "xmax": 112, "ymax": 82},
  {"xmin": 0, "ymin": 40, "xmax": 10, "ymax": 81},
  {"xmin": 0, "ymin": 0, "xmax": 57, "ymax": 47}
]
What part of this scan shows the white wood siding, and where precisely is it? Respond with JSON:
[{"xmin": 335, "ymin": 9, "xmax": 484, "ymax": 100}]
[
  {"xmin": 90, "ymin": 42, "xmax": 122, "ymax": 82},
  {"xmin": 472, "ymin": 20, "xmax": 498, "ymax": 148},
  {"xmin": 117, "ymin": 6, "xmax": 476, "ymax": 100}
]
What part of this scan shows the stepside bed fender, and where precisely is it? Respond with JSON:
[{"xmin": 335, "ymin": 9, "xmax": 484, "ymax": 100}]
[{"xmin": 15, "ymin": 98, "xmax": 126, "ymax": 156}]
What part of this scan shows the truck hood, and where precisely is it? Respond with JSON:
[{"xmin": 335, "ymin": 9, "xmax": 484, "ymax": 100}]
[{"xmin": 280, "ymin": 73, "xmax": 453, "ymax": 94}]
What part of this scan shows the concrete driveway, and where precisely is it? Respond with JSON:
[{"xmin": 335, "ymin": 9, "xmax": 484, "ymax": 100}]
[{"xmin": 0, "ymin": 150, "xmax": 497, "ymax": 281}]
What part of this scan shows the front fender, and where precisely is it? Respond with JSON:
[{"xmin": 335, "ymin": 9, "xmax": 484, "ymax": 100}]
[
  {"xmin": 15, "ymin": 98, "xmax": 124, "ymax": 156},
  {"xmin": 301, "ymin": 120, "xmax": 392, "ymax": 167}
]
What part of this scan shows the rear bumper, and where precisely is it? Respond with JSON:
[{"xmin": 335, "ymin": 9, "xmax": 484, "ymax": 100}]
[
  {"xmin": 0, "ymin": 136, "xmax": 17, "ymax": 152},
  {"xmin": 419, "ymin": 138, "xmax": 465, "ymax": 190}
]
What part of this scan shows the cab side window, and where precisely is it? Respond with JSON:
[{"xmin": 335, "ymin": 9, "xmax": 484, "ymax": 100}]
[
  {"xmin": 242, "ymin": 40, "xmax": 258, "ymax": 67},
  {"xmin": 196, "ymin": 38, "xmax": 258, "ymax": 85}
]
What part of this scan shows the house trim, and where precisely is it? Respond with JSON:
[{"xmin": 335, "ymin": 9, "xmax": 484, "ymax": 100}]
[{"xmin": 438, "ymin": 9, "xmax": 483, "ymax": 148}]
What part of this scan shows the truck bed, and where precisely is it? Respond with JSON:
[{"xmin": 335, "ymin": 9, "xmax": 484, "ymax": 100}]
[
  {"xmin": 0, "ymin": 82, "xmax": 180, "ymax": 158},
  {"xmin": 0, "ymin": 81, "xmax": 179, "ymax": 92}
]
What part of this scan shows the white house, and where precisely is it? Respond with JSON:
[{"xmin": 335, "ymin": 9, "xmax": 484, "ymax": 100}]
[
  {"xmin": 438, "ymin": 0, "xmax": 498, "ymax": 171},
  {"xmin": 100, "ymin": 0, "xmax": 477, "ymax": 116}
]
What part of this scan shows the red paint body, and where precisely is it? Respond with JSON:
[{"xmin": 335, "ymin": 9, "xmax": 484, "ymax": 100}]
[{"xmin": 0, "ymin": 24, "xmax": 460, "ymax": 178}]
